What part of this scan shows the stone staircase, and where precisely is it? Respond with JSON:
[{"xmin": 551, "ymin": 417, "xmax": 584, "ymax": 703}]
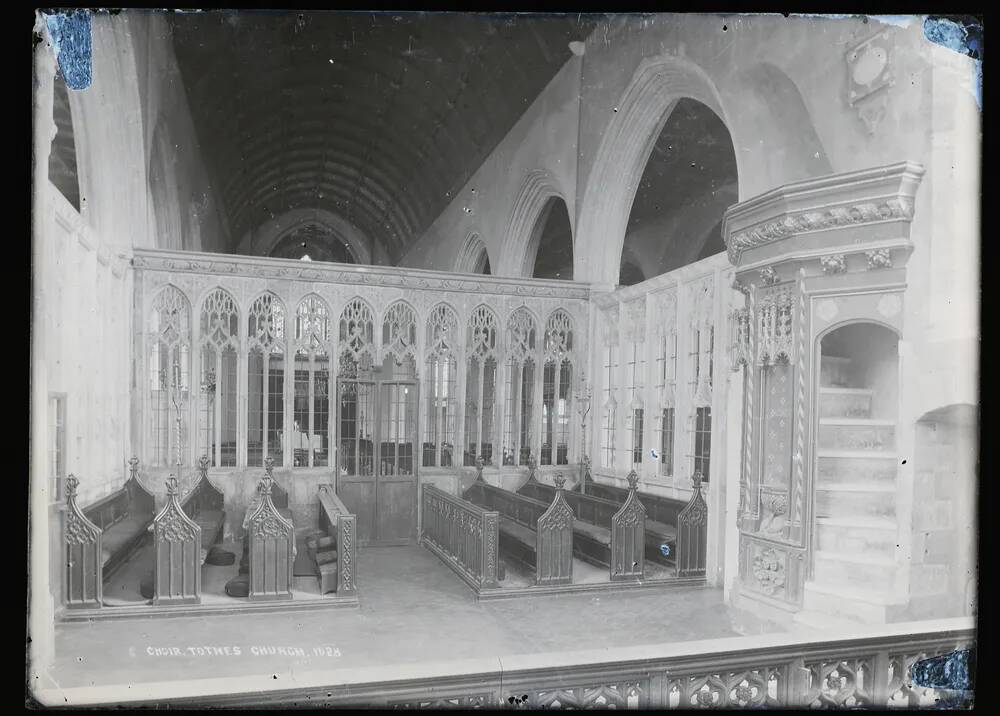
[{"xmin": 795, "ymin": 356, "xmax": 906, "ymax": 629}]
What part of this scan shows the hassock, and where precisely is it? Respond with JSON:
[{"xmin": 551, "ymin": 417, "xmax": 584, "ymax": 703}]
[
  {"xmin": 225, "ymin": 574, "xmax": 250, "ymax": 598},
  {"xmin": 205, "ymin": 546, "xmax": 236, "ymax": 566}
]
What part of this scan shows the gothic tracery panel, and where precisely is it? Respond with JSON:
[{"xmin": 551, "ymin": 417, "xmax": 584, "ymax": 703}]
[
  {"xmin": 198, "ymin": 288, "xmax": 240, "ymax": 467},
  {"xmin": 247, "ymin": 292, "xmax": 287, "ymax": 466},
  {"xmin": 424, "ymin": 303, "xmax": 459, "ymax": 467},
  {"xmin": 148, "ymin": 285, "xmax": 192, "ymax": 466}
]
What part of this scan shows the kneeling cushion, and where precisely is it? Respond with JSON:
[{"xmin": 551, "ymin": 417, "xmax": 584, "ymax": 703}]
[
  {"xmin": 225, "ymin": 574, "xmax": 250, "ymax": 598},
  {"xmin": 206, "ymin": 546, "xmax": 236, "ymax": 566},
  {"xmin": 139, "ymin": 572, "xmax": 155, "ymax": 600}
]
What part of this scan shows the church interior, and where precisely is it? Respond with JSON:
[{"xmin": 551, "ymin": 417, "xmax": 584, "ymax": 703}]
[{"xmin": 30, "ymin": 10, "xmax": 979, "ymax": 708}]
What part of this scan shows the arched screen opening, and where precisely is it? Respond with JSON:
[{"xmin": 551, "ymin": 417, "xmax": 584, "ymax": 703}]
[
  {"xmin": 618, "ymin": 98, "xmax": 737, "ymax": 286},
  {"xmin": 269, "ymin": 222, "xmax": 357, "ymax": 264}
]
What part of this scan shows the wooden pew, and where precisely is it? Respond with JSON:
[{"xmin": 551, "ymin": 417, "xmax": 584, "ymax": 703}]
[
  {"xmin": 584, "ymin": 470, "xmax": 709, "ymax": 578},
  {"xmin": 460, "ymin": 459, "xmax": 574, "ymax": 586},
  {"xmin": 149, "ymin": 457, "xmax": 228, "ymax": 605},
  {"xmin": 312, "ymin": 484, "xmax": 358, "ymax": 596},
  {"xmin": 63, "ymin": 460, "xmax": 156, "ymax": 608},
  {"xmin": 518, "ymin": 461, "xmax": 645, "ymax": 581},
  {"xmin": 420, "ymin": 483, "xmax": 499, "ymax": 591},
  {"xmin": 244, "ymin": 458, "xmax": 295, "ymax": 601}
]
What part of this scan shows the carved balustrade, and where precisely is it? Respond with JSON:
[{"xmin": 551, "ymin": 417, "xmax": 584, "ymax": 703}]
[{"xmin": 420, "ymin": 484, "xmax": 499, "ymax": 591}]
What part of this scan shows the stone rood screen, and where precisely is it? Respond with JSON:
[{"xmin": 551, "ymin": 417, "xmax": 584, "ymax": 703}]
[{"xmin": 131, "ymin": 249, "xmax": 593, "ymax": 471}]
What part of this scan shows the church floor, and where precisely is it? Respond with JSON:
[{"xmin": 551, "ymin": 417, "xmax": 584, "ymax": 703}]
[{"xmin": 49, "ymin": 545, "xmax": 789, "ymax": 692}]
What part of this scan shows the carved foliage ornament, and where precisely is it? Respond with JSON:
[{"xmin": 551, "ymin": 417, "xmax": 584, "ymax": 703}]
[
  {"xmin": 866, "ymin": 248, "xmax": 893, "ymax": 270},
  {"xmin": 752, "ymin": 548, "xmax": 786, "ymax": 596},
  {"xmin": 757, "ymin": 289, "xmax": 794, "ymax": 366},
  {"xmin": 727, "ymin": 198, "xmax": 913, "ymax": 262}
]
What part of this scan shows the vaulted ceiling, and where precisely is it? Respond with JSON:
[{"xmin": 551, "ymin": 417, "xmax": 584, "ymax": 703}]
[{"xmin": 168, "ymin": 11, "xmax": 598, "ymax": 264}]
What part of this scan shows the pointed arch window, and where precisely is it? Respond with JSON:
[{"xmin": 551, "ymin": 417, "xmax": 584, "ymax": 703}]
[
  {"xmin": 382, "ymin": 300, "xmax": 418, "ymax": 376},
  {"xmin": 149, "ymin": 286, "xmax": 191, "ymax": 466},
  {"xmin": 198, "ymin": 289, "xmax": 239, "ymax": 467},
  {"xmin": 541, "ymin": 309, "xmax": 574, "ymax": 466},
  {"xmin": 247, "ymin": 293, "xmax": 286, "ymax": 467},
  {"xmin": 338, "ymin": 298, "xmax": 376, "ymax": 478},
  {"xmin": 502, "ymin": 308, "xmax": 538, "ymax": 466},
  {"xmin": 293, "ymin": 295, "xmax": 330, "ymax": 467},
  {"xmin": 423, "ymin": 304, "xmax": 459, "ymax": 467},
  {"xmin": 464, "ymin": 305, "xmax": 498, "ymax": 466}
]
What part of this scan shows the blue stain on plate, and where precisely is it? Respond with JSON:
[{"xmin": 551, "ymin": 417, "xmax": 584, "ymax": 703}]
[
  {"xmin": 43, "ymin": 10, "xmax": 92, "ymax": 91},
  {"xmin": 660, "ymin": 544, "xmax": 670, "ymax": 557},
  {"xmin": 911, "ymin": 649, "xmax": 975, "ymax": 690},
  {"xmin": 649, "ymin": 449, "xmax": 659, "ymax": 460},
  {"xmin": 923, "ymin": 16, "xmax": 983, "ymax": 109}
]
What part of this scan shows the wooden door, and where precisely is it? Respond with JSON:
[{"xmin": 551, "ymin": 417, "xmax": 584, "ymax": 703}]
[
  {"xmin": 375, "ymin": 379, "xmax": 418, "ymax": 545},
  {"xmin": 336, "ymin": 376, "xmax": 418, "ymax": 546},
  {"xmin": 336, "ymin": 377, "xmax": 377, "ymax": 544}
]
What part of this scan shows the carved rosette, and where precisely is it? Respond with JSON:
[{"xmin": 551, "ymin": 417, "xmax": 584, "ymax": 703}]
[
  {"xmin": 820, "ymin": 254, "xmax": 847, "ymax": 274},
  {"xmin": 751, "ymin": 548, "xmax": 786, "ymax": 596},
  {"xmin": 865, "ymin": 248, "xmax": 893, "ymax": 270}
]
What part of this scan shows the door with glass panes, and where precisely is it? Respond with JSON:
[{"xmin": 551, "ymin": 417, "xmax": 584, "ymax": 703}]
[{"xmin": 336, "ymin": 358, "xmax": 418, "ymax": 546}]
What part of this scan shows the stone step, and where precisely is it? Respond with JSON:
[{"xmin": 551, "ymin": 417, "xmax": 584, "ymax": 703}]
[
  {"xmin": 818, "ymin": 420, "xmax": 895, "ymax": 451},
  {"xmin": 812, "ymin": 550, "xmax": 896, "ymax": 592},
  {"xmin": 815, "ymin": 517, "xmax": 897, "ymax": 557},
  {"xmin": 819, "ymin": 387, "xmax": 873, "ymax": 419},
  {"xmin": 815, "ymin": 484, "xmax": 896, "ymax": 519},
  {"xmin": 801, "ymin": 581, "xmax": 906, "ymax": 625},
  {"xmin": 816, "ymin": 454, "xmax": 898, "ymax": 486}
]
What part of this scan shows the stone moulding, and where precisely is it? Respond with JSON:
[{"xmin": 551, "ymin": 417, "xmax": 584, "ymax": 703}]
[
  {"xmin": 722, "ymin": 162, "xmax": 925, "ymax": 265},
  {"xmin": 132, "ymin": 249, "xmax": 593, "ymax": 301}
]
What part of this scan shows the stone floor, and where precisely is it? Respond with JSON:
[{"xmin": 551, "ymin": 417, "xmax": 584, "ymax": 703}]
[{"xmin": 49, "ymin": 545, "xmax": 790, "ymax": 691}]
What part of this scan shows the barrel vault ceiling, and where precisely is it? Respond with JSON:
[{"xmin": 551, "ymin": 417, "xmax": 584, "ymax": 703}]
[{"xmin": 168, "ymin": 11, "xmax": 599, "ymax": 263}]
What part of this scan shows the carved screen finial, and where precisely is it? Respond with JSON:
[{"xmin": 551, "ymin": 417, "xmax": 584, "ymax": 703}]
[
  {"xmin": 528, "ymin": 453, "xmax": 537, "ymax": 478},
  {"xmin": 692, "ymin": 470, "xmax": 704, "ymax": 490},
  {"xmin": 554, "ymin": 474, "xmax": 566, "ymax": 490},
  {"xmin": 264, "ymin": 455, "xmax": 275, "ymax": 478},
  {"xmin": 128, "ymin": 456, "xmax": 140, "ymax": 480},
  {"xmin": 65, "ymin": 474, "xmax": 79, "ymax": 500},
  {"xmin": 626, "ymin": 469, "xmax": 639, "ymax": 491},
  {"xmin": 198, "ymin": 455, "xmax": 210, "ymax": 479},
  {"xmin": 259, "ymin": 473, "xmax": 274, "ymax": 497},
  {"xmin": 165, "ymin": 475, "xmax": 179, "ymax": 496},
  {"xmin": 475, "ymin": 455, "xmax": 485, "ymax": 481}
]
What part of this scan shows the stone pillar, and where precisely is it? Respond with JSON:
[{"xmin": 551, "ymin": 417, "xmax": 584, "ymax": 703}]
[{"xmin": 30, "ymin": 17, "xmax": 58, "ymax": 688}]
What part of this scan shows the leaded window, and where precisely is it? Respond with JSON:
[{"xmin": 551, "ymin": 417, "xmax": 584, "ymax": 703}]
[
  {"xmin": 247, "ymin": 293, "xmax": 286, "ymax": 467},
  {"xmin": 198, "ymin": 288, "xmax": 239, "ymax": 467},
  {"xmin": 541, "ymin": 309, "xmax": 574, "ymax": 466},
  {"xmin": 423, "ymin": 303, "xmax": 458, "ymax": 467},
  {"xmin": 502, "ymin": 307, "xmax": 537, "ymax": 466},
  {"xmin": 149, "ymin": 285, "xmax": 191, "ymax": 466},
  {"xmin": 464, "ymin": 305, "xmax": 498, "ymax": 466},
  {"xmin": 293, "ymin": 295, "xmax": 330, "ymax": 467}
]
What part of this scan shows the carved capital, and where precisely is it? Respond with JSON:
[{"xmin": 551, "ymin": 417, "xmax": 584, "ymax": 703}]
[
  {"xmin": 820, "ymin": 254, "xmax": 847, "ymax": 275},
  {"xmin": 866, "ymin": 249, "xmax": 893, "ymax": 270},
  {"xmin": 760, "ymin": 266, "xmax": 779, "ymax": 286}
]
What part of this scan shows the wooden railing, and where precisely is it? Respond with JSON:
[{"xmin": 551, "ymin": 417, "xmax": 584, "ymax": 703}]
[
  {"xmin": 66, "ymin": 618, "xmax": 974, "ymax": 708},
  {"xmin": 420, "ymin": 484, "xmax": 499, "ymax": 591}
]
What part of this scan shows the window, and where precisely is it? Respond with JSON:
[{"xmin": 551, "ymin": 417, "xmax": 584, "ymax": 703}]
[
  {"xmin": 659, "ymin": 407, "xmax": 674, "ymax": 477},
  {"xmin": 541, "ymin": 310, "xmax": 574, "ymax": 466},
  {"xmin": 600, "ymin": 345, "xmax": 619, "ymax": 469},
  {"xmin": 465, "ymin": 305, "xmax": 499, "ymax": 465},
  {"xmin": 423, "ymin": 304, "xmax": 458, "ymax": 467},
  {"xmin": 502, "ymin": 308, "xmax": 537, "ymax": 466},
  {"xmin": 198, "ymin": 289, "xmax": 239, "ymax": 467},
  {"xmin": 247, "ymin": 293, "xmax": 286, "ymax": 467},
  {"xmin": 693, "ymin": 406, "xmax": 712, "ymax": 480},
  {"xmin": 293, "ymin": 295, "xmax": 330, "ymax": 467},
  {"xmin": 338, "ymin": 298, "xmax": 377, "ymax": 477},
  {"xmin": 149, "ymin": 286, "xmax": 191, "ymax": 466},
  {"xmin": 49, "ymin": 394, "xmax": 66, "ymax": 501},
  {"xmin": 625, "ymin": 342, "xmax": 645, "ymax": 465}
]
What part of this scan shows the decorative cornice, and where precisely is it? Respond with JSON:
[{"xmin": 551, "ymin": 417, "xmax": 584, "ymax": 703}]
[
  {"xmin": 723, "ymin": 162, "xmax": 925, "ymax": 265},
  {"xmin": 132, "ymin": 249, "xmax": 593, "ymax": 301}
]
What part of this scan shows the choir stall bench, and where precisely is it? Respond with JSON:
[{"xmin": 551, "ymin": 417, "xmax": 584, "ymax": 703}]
[{"xmin": 307, "ymin": 485, "xmax": 357, "ymax": 596}]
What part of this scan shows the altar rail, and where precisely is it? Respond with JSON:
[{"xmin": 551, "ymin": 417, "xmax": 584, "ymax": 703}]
[
  {"xmin": 65, "ymin": 618, "xmax": 974, "ymax": 708},
  {"xmin": 420, "ymin": 484, "xmax": 499, "ymax": 591}
]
